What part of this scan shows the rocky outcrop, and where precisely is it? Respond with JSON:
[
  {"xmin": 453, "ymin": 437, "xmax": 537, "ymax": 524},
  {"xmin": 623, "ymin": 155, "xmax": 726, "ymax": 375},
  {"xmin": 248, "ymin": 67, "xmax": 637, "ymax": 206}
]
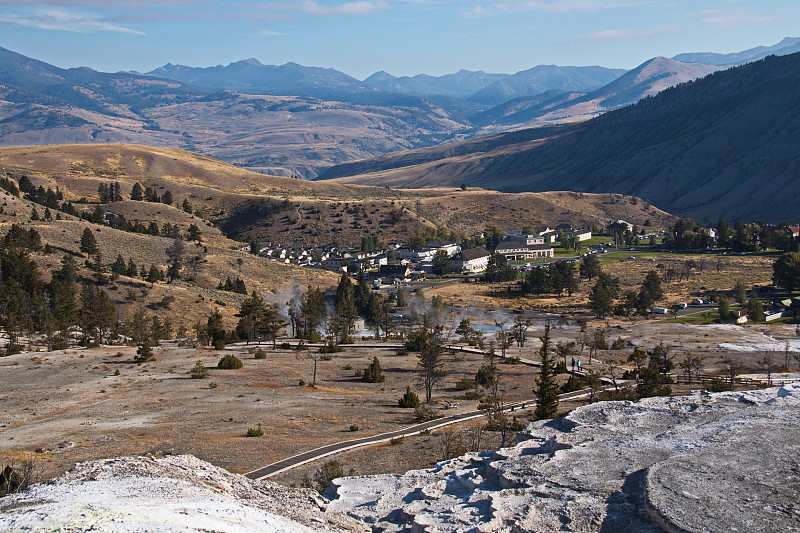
[
  {"xmin": 329, "ymin": 385, "xmax": 800, "ymax": 532},
  {"xmin": 0, "ymin": 454, "xmax": 366, "ymax": 532}
]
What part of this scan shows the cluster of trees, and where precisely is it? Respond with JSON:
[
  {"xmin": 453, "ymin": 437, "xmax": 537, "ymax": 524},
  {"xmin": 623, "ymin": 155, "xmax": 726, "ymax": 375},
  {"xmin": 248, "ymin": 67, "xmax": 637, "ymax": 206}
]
[
  {"xmin": 520, "ymin": 261, "xmax": 578, "ymax": 296},
  {"xmin": 665, "ymin": 217, "xmax": 799, "ymax": 252},
  {"xmin": 588, "ymin": 271, "xmax": 663, "ymax": 318},
  {"xmin": 0, "ymin": 235, "xmax": 119, "ymax": 352},
  {"xmin": 626, "ymin": 343, "xmax": 674, "ymax": 398},
  {"xmin": 130, "ymin": 183, "xmax": 174, "ymax": 205},
  {"xmin": 360, "ymin": 234, "xmax": 381, "ymax": 252},
  {"xmin": 217, "ymin": 276, "xmax": 247, "ymax": 294},
  {"xmin": 97, "ymin": 182, "xmax": 123, "ymax": 203},
  {"xmin": 484, "ymin": 253, "xmax": 516, "ymax": 282}
]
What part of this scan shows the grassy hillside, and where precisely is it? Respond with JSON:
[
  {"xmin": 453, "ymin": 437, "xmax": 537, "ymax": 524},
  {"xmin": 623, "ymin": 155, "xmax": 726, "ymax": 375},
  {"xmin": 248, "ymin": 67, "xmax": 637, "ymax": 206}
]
[{"xmin": 0, "ymin": 144, "xmax": 675, "ymax": 250}]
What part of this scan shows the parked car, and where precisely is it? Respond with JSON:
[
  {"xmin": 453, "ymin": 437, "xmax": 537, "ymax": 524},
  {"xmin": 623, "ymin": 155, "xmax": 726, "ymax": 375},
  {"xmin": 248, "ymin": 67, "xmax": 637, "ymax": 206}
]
[
  {"xmin": 651, "ymin": 307, "xmax": 668, "ymax": 314},
  {"xmin": 512, "ymin": 306, "xmax": 526, "ymax": 314}
]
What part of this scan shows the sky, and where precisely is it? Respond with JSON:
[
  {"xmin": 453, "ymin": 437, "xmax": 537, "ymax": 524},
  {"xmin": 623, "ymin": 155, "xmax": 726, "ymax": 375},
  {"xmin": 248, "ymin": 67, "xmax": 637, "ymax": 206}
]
[{"xmin": 0, "ymin": 0, "xmax": 797, "ymax": 79}]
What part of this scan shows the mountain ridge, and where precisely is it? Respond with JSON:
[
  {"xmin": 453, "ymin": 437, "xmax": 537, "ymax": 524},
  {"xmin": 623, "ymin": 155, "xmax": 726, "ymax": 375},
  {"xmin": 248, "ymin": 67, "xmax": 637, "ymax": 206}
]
[{"xmin": 318, "ymin": 53, "xmax": 800, "ymax": 223}]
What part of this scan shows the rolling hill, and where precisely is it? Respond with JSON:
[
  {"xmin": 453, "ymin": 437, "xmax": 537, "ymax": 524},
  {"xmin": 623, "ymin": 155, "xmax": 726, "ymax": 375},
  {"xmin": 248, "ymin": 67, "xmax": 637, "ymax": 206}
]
[{"xmin": 318, "ymin": 53, "xmax": 800, "ymax": 223}]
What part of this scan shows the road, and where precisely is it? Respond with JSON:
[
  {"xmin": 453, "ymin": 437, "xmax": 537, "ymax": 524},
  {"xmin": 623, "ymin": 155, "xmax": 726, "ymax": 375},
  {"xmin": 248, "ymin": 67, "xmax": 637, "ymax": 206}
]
[{"xmin": 244, "ymin": 388, "xmax": 602, "ymax": 480}]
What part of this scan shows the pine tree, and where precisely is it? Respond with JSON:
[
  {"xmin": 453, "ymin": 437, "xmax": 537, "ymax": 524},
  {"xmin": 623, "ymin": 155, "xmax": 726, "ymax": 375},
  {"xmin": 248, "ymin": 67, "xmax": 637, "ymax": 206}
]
[
  {"xmin": 111, "ymin": 254, "xmax": 127, "ymax": 275},
  {"xmin": 79, "ymin": 227, "xmax": 98, "ymax": 256},
  {"xmin": 362, "ymin": 356, "xmax": 385, "ymax": 383},
  {"xmin": 135, "ymin": 341, "xmax": 155, "ymax": 364},
  {"xmin": 127, "ymin": 258, "xmax": 138, "ymax": 278},
  {"xmin": 534, "ymin": 322, "xmax": 559, "ymax": 420},
  {"xmin": 130, "ymin": 182, "xmax": 144, "ymax": 201}
]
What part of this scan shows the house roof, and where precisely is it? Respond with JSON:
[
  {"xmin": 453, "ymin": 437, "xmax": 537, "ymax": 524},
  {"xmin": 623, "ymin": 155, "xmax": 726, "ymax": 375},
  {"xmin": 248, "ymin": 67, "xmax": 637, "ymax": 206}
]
[
  {"xmin": 379, "ymin": 264, "xmax": 411, "ymax": 276},
  {"xmin": 424, "ymin": 239, "xmax": 457, "ymax": 249},
  {"xmin": 494, "ymin": 242, "xmax": 552, "ymax": 252},
  {"xmin": 454, "ymin": 248, "xmax": 490, "ymax": 261}
]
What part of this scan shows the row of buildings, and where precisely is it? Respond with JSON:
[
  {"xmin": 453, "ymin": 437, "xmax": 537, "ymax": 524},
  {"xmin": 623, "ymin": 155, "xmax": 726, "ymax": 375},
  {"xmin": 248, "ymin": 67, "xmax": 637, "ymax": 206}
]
[{"xmin": 247, "ymin": 225, "xmax": 592, "ymax": 280}]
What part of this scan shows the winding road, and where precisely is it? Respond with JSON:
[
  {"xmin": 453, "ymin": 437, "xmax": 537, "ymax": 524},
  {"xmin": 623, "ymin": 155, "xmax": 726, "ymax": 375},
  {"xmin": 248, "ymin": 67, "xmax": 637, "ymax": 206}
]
[{"xmin": 245, "ymin": 387, "xmax": 601, "ymax": 480}]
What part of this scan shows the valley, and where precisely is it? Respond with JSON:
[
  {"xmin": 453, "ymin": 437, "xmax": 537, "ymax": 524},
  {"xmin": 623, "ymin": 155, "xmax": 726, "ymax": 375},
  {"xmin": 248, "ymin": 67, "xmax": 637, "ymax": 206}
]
[{"xmin": 0, "ymin": 20, "xmax": 799, "ymax": 532}]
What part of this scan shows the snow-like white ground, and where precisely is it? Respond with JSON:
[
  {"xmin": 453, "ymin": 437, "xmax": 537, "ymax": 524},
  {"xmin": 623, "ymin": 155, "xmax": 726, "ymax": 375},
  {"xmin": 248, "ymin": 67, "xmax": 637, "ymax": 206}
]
[
  {"xmin": 0, "ymin": 455, "xmax": 365, "ymax": 533},
  {"xmin": 330, "ymin": 385, "xmax": 800, "ymax": 532}
]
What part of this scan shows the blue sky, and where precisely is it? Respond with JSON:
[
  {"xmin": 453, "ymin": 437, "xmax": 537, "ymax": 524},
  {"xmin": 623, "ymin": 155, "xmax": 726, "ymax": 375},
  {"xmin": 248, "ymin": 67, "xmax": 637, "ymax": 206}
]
[{"xmin": 0, "ymin": 0, "xmax": 797, "ymax": 79}]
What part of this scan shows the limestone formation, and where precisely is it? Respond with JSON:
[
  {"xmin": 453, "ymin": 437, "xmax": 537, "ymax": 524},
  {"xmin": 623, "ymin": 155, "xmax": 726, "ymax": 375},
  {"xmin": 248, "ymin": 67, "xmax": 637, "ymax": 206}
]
[{"xmin": 329, "ymin": 385, "xmax": 800, "ymax": 532}]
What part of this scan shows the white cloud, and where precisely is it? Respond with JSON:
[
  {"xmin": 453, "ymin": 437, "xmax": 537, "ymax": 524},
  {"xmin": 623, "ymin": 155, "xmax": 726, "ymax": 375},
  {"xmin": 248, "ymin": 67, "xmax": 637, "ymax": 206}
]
[
  {"xmin": 299, "ymin": 0, "xmax": 390, "ymax": 15},
  {"xmin": 567, "ymin": 27, "xmax": 664, "ymax": 43},
  {"xmin": 470, "ymin": 0, "xmax": 659, "ymax": 15},
  {"xmin": 257, "ymin": 28, "xmax": 284, "ymax": 35},
  {"xmin": 0, "ymin": 11, "xmax": 144, "ymax": 34},
  {"xmin": 702, "ymin": 12, "xmax": 775, "ymax": 28}
]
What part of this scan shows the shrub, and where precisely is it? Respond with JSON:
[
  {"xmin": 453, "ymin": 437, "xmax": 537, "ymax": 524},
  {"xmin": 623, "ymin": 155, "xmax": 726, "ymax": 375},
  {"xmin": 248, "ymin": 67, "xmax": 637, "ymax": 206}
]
[
  {"xmin": 414, "ymin": 405, "xmax": 440, "ymax": 422},
  {"xmin": 190, "ymin": 361, "xmax": 209, "ymax": 379},
  {"xmin": 398, "ymin": 386, "xmax": 420, "ymax": 408},
  {"xmin": 311, "ymin": 460, "xmax": 347, "ymax": 494},
  {"xmin": 218, "ymin": 354, "xmax": 243, "ymax": 370},
  {"xmin": 454, "ymin": 377, "xmax": 474, "ymax": 391},
  {"xmin": 320, "ymin": 354, "xmax": 333, "ymax": 361},
  {"xmin": 611, "ymin": 337, "xmax": 627, "ymax": 350},
  {"xmin": 208, "ymin": 382, "xmax": 218, "ymax": 389},
  {"xmin": 349, "ymin": 424, "xmax": 359, "ymax": 432},
  {"xmin": 560, "ymin": 375, "xmax": 583, "ymax": 393},
  {"xmin": 246, "ymin": 424, "xmax": 264, "ymax": 438},
  {"xmin": 212, "ymin": 338, "xmax": 226, "ymax": 350},
  {"xmin": 362, "ymin": 356, "xmax": 385, "ymax": 383},
  {"xmin": 280, "ymin": 342, "xmax": 292, "ymax": 350},
  {"xmin": 298, "ymin": 379, "xmax": 306, "ymax": 386},
  {"xmin": 254, "ymin": 348, "xmax": 267, "ymax": 360}
]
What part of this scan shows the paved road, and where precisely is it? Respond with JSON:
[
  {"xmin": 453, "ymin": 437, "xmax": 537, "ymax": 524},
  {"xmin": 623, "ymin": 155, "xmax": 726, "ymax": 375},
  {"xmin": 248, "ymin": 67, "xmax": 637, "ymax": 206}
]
[{"xmin": 245, "ymin": 388, "xmax": 599, "ymax": 480}]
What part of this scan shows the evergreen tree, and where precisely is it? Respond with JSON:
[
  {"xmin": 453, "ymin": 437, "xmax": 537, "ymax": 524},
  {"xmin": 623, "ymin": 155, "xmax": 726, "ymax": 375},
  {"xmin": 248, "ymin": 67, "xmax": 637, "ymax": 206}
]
[
  {"xmin": 126, "ymin": 258, "xmax": 138, "ymax": 278},
  {"xmin": 147, "ymin": 264, "xmax": 161, "ymax": 284},
  {"xmin": 135, "ymin": 341, "xmax": 155, "ymax": 363},
  {"xmin": 79, "ymin": 228, "xmax": 98, "ymax": 256},
  {"xmin": 187, "ymin": 224, "xmax": 201, "ymax": 242},
  {"xmin": 733, "ymin": 280, "xmax": 748, "ymax": 305},
  {"xmin": 579, "ymin": 254, "xmax": 601, "ymax": 281},
  {"xmin": 165, "ymin": 237, "xmax": 186, "ymax": 283},
  {"xmin": 335, "ymin": 273, "xmax": 357, "ymax": 343},
  {"xmin": 207, "ymin": 308, "xmax": 226, "ymax": 349},
  {"xmin": 161, "ymin": 190, "xmax": 173, "ymax": 205},
  {"xmin": 79, "ymin": 284, "xmax": 116, "ymax": 345},
  {"xmin": 181, "ymin": 198, "xmax": 192, "ymax": 213},
  {"xmin": 534, "ymin": 322, "xmax": 559, "ymax": 420},
  {"xmin": 747, "ymin": 294, "xmax": 764, "ymax": 322},
  {"xmin": 588, "ymin": 272, "xmax": 620, "ymax": 318},
  {"xmin": 362, "ymin": 356, "xmax": 385, "ymax": 383},
  {"xmin": 130, "ymin": 182, "xmax": 144, "ymax": 201},
  {"xmin": 111, "ymin": 254, "xmax": 127, "ymax": 275},
  {"xmin": 431, "ymin": 250, "xmax": 451, "ymax": 276},
  {"xmin": 417, "ymin": 329, "xmax": 446, "ymax": 405},
  {"xmin": 637, "ymin": 270, "xmax": 664, "ymax": 314},
  {"xmin": 718, "ymin": 296, "xmax": 730, "ymax": 322}
]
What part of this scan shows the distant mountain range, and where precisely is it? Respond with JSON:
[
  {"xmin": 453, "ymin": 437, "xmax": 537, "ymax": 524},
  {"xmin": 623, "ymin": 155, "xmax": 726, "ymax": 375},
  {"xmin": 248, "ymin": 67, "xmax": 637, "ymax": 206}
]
[
  {"xmin": 1, "ymin": 37, "xmax": 798, "ymax": 190},
  {"xmin": 674, "ymin": 36, "xmax": 800, "ymax": 66},
  {"xmin": 317, "ymin": 52, "xmax": 800, "ymax": 223}
]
